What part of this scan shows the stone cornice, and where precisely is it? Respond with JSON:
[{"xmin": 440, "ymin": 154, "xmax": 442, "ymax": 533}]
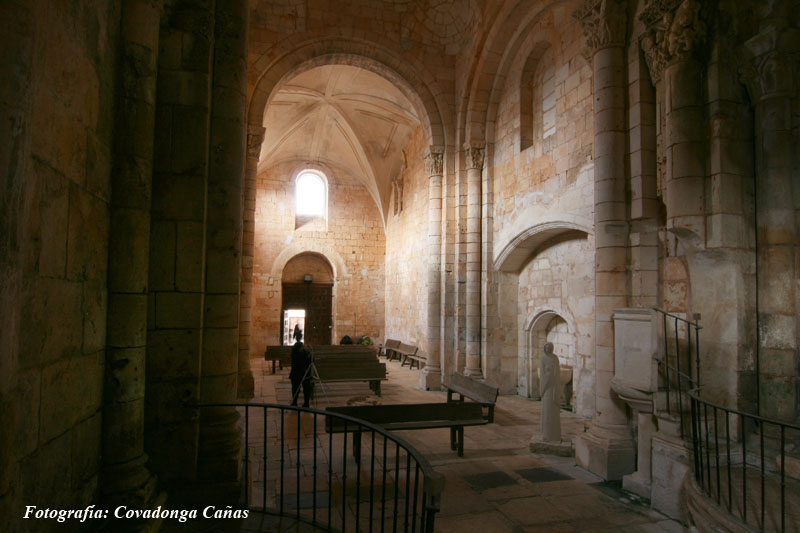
[
  {"xmin": 573, "ymin": 0, "xmax": 628, "ymax": 57},
  {"xmin": 639, "ymin": 0, "xmax": 706, "ymax": 84}
]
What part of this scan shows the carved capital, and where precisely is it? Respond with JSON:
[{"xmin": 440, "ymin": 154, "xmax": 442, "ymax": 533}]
[
  {"xmin": 639, "ymin": 0, "xmax": 706, "ymax": 83},
  {"xmin": 463, "ymin": 142, "xmax": 484, "ymax": 170},
  {"xmin": 424, "ymin": 146, "xmax": 444, "ymax": 176},
  {"xmin": 573, "ymin": 0, "xmax": 628, "ymax": 56},
  {"xmin": 739, "ymin": 28, "xmax": 799, "ymax": 102},
  {"xmin": 246, "ymin": 126, "xmax": 265, "ymax": 160}
]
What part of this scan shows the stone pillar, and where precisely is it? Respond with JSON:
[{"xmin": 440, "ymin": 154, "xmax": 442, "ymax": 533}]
[
  {"xmin": 421, "ymin": 146, "xmax": 444, "ymax": 390},
  {"xmin": 197, "ymin": 0, "xmax": 248, "ymax": 481},
  {"xmin": 463, "ymin": 143, "xmax": 484, "ymax": 378},
  {"xmin": 573, "ymin": 0, "xmax": 636, "ymax": 480},
  {"xmin": 641, "ymin": 0, "xmax": 708, "ymax": 238},
  {"xmin": 238, "ymin": 125, "xmax": 263, "ymax": 399},
  {"xmin": 741, "ymin": 29, "xmax": 799, "ymax": 421},
  {"xmin": 147, "ymin": 0, "xmax": 214, "ymax": 480},
  {"xmin": 103, "ymin": 0, "xmax": 163, "ymax": 512}
]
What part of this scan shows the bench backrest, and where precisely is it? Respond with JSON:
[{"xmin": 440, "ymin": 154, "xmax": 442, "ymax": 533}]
[
  {"xmin": 448, "ymin": 372, "xmax": 499, "ymax": 405},
  {"xmin": 326, "ymin": 402, "xmax": 483, "ymax": 426},
  {"xmin": 396, "ymin": 343, "xmax": 418, "ymax": 356},
  {"xmin": 315, "ymin": 362, "xmax": 386, "ymax": 381},
  {"xmin": 382, "ymin": 339, "xmax": 401, "ymax": 350}
]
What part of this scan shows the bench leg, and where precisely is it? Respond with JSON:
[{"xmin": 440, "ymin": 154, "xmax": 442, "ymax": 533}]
[
  {"xmin": 450, "ymin": 428, "xmax": 457, "ymax": 451},
  {"xmin": 375, "ymin": 381, "xmax": 381, "ymax": 397},
  {"xmin": 457, "ymin": 427, "xmax": 464, "ymax": 457}
]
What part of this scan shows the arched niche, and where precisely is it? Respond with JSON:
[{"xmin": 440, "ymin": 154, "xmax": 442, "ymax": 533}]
[{"xmin": 525, "ymin": 307, "xmax": 577, "ymax": 408}]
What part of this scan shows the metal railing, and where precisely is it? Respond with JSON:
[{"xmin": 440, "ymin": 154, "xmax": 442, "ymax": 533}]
[
  {"xmin": 653, "ymin": 308, "xmax": 702, "ymax": 438},
  {"xmin": 197, "ymin": 402, "xmax": 444, "ymax": 532},
  {"xmin": 689, "ymin": 390, "xmax": 800, "ymax": 532}
]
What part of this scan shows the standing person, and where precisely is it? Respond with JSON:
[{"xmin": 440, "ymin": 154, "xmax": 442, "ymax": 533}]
[
  {"xmin": 293, "ymin": 323, "xmax": 302, "ymax": 343},
  {"xmin": 289, "ymin": 332, "xmax": 314, "ymax": 407}
]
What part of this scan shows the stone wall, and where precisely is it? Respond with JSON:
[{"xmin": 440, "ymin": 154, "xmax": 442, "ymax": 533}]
[
  {"xmin": 486, "ymin": 7, "xmax": 595, "ymax": 398},
  {"xmin": 385, "ymin": 127, "xmax": 430, "ymax": 349},
  {"xmin": 252, "ymin": 162, "xmax": 386, "ymax": 354},
  {"xmin": 0, "ymin": 0, "xmax": 120, "ymax": 524}
]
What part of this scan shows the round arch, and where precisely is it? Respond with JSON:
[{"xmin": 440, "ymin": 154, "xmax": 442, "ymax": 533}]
[
  {"xmin": 270, "ymin": 244, "xmax": 349, "ymax": 281},
  {"xmin": 248, "ymin": 38, "xmax": 449, "ymax": 148},
  {"xmin": 524, "ymin": 306, "xmax": 578, "ymax": 405},
  {"xmin": 494, "ymin": 218, "xmax": 592, "ymax": 273}
]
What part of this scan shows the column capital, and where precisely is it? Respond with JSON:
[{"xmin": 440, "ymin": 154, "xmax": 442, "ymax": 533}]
[
  {"xmin": 246, "ymin": 125, "xmax": 266, "ymax": 160},
  {"xmin": 463, "ymin": 142, "xmax": 485, "ymax": 170},
  {"xmin": 424, "ymin": 145, "xmax": 445, "ymax": 176},
  {"xmin": 639, "ymin": 0, "xmax": 707, "ymax": 84},
  {"xmin": 739, "ymin": 27, "xmax": 799, "ymax": 102},
  {"xmin": 574, "ymin": 0, "xmax": 628, "ymax": 58}
]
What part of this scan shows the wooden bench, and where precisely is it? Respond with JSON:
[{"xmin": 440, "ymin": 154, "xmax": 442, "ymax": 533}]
[
  {"xmin": 325, "ymin": 402, "xmax": 488, "ymax": 457},
  {"xmin": 402, "ymin": 349, "xmax": 427, "ymax": 370},
  {"xmin": 264, "ymin": 345, "xmax": 292, "ymax": 373},
  {"xmin": 379, "ymin": 339, "xmax": 401, "ymax": 358},
  {"xmin": 264, "ymin": 344, "xmax": 377, "ymax": 374},
  {"xmin": 313, "ymin": 360, "xmax": 387, "ymax": 396},
  {"xmin": 393, "ymin": 343, "xmax": 419, "ymax": 366},
  {"xmin": 445, "ymin": 372, "xmax": 500, "ymax": 423}
]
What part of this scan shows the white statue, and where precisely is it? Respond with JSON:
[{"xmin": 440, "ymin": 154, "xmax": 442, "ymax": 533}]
[{"xmin": 539, "ymin": 342, "xmax": 561, "ymax": 443}]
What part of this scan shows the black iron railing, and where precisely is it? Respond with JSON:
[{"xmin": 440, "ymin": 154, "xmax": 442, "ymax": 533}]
[
  {"xmin": 196, "ymin": 402, "xmax": 444, "ymax": 532},
  {"xmin": 653, "ymin": 308, "xmax": 701, "ymax": 438},
  {"xmin": 689, "ymin": 390, "xmax": 800, "ymax": 532}
]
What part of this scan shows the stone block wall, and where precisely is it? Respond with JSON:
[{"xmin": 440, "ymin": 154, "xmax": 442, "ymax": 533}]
[
  {"xmin": 486, "ymin": 8, "xmax": 595, "ymax": 399},
  {"xmin": 385, "ymin": 127, "xmax": 430, "ymax": 349},
  {"xmin": 0, "ymin": 0, "xmax": 120, "ymax": 525},
  {"xmin": 252, "ymin": 162, "xmax": 386, "ymax": 355}
]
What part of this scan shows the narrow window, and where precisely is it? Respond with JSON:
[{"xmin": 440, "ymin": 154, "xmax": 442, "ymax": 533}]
[{"xmin": 296, "ymin": 171, "xmax": 326, "ymax": 217}]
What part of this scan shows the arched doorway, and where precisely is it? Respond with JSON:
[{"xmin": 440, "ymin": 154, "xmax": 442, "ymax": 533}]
[
  {"xmin": 527, "ymin": 309, "xmax": 576, "ymax": 408},
  {"xmin": 281, "ymin": 252, "xmax": 334, "ymax": 345}
]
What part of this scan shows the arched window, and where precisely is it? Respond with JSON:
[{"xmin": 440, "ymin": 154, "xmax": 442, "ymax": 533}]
[
  {"xmin": 295, "ymin": 171, "xmax": 327, "ymax": 217},
  {"xmin": 519, "ymin": 43, "xmax": 555, "ymax": 153}
]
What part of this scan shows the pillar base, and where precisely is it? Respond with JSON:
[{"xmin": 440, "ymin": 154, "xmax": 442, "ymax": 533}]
[
  {"xmin": 463, "ymin": 367, "xmax": 482, "ymax": 378},
  {"xmin": 101, "ymin": 456, "xmax": 166, "ymax": 532},
  {"xmin": 530, "ymin": 437, "xmax": 574, "ymax": 457},
  {"xmin": 574, "ymin": 423, "xmax": 636, "ymax": 481},
  {"xmin": 197, "ymin": 408, "xmax": 242, "ymax": 481},
  {"xmin": 418, "ymin": 365, "xmax": 442, "ymax": 390},
  {"xmin": 622, "ymin": 471, "xmax": 651, "ymax": 499}
]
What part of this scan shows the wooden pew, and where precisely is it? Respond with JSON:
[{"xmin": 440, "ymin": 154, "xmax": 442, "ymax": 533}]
[
  {"xmin": 325, "ymin": 402, "xmax": 488, "ymax": 457},
  {"xmin": 313, "ymin": 360, "xmax": 387, "ymax": 396},
  {"xmin": 445, "ymin": 372, "xmax": 500, "ymax": 423},
  {"xmin": 264, "ymin": 344, "xmax": 377, "ymax": 373},
  {"xmin": 402, "ymin": 349, "xmax": 427, "ymax": 370},
  {"xmin": 264, "ymin": 345, "xmax": 292, "ymax": 374},
  {"xmin": 379, "ymin": 338, "xmax": 401, "ymax": 358},
  {"xmin": 393, "ymin": 343, "xmax": 419, "ymax": 366}
]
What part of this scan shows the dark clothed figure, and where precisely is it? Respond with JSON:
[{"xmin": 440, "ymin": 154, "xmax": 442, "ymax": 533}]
[
  {"xmin": 293, "ymin": 324, "xmax": 302, "ymax": 343},
  {"xmin": 289, "ymin": 339, "xmax": 314, "ymax": 407}
]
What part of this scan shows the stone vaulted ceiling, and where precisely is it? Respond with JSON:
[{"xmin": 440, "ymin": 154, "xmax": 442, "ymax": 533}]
[{"xmin": 259, "ymin": 65, "xmax": 420, "ymax": 223}]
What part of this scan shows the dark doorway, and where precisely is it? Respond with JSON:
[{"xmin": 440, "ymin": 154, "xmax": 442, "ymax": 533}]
[{"xmin": 281, "ymin": 282, "xmax": 332, "ymax": 345}]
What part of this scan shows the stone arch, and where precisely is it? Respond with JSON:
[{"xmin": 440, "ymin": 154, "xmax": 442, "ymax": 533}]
[
  {"xmin": 494, "ymin": 218, "xmax": 592, "ymax": 273},
  {"xmin": 458, "ymin": 0, "xmax": 580, "ymax": 147},
  {"xmin": 248, "ymin": 38, "xmax": 449, "ymax": 148},
  {"xmin": 270, "ymin": 244, "xmax": 349, "ymax": 281},
  {"xmin": 524, "ymin": 306, "xmax": 578, "ymax": 406}
]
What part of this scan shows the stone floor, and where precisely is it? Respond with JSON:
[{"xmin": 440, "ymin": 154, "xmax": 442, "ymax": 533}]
[{"xmin": 237, "ymin": 356, "xmax": 685, "ymax": 532}]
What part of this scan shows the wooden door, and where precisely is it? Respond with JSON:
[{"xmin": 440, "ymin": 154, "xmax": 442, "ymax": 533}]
[{"xmin": 281, "ymin": 283, "xmax": 332, "ymax": 345}]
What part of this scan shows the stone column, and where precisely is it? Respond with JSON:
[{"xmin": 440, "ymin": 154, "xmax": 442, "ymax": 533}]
[
  {"xmin": 238, "ymin": 125, "xmax": 263, "ymax": 399},
  {"xmin": 103, "ymin": 0, "xmax": 163, "ymax": 510},
  {"xmin": 741, "ymin": 30, "xmax": 799, "ymax": 421},
  {"xmin": 420, "ymin": 146, "xmax": 444, "ymax": 390},
  {"xmin": 573, "ymin": 0, "xmax": 636, "ymax": 480},
  {"xmin": 197, "ymin": 0, "xmax": 248, "ymax": 482},
  {"xmin": 463, "ymin": 143, "xmax": 484, "ymax": 378},
  {"xmin": 641, "ymin": 0, "xmax": 708, "ymax": 238}
]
